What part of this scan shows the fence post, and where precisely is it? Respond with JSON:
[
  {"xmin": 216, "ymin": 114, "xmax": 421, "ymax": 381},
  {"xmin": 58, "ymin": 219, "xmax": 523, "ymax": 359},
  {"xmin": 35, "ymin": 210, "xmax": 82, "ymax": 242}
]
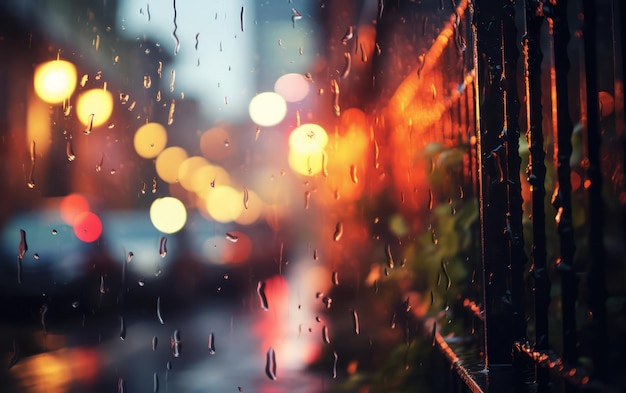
[
  {"xmin": 547, "ymin": 0, "xmax": 578, "ymax": 365},
  {"xmin": 581, "ymin": 0, "xmax": 608, "ymax": 381},
  {"xmin": 474, "ymin": 0, "xmax": 514, "ymax": 368},
  {"xmin": 523, "ymin": 0, "xmax": 551, "ymax": 389}
]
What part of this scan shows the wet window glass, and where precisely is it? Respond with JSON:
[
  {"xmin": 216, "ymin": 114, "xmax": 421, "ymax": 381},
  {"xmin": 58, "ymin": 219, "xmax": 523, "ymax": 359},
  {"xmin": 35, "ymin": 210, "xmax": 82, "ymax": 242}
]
[{"xmin": 1, "ymin": 0, "xmax": 625, "ymax": 392}]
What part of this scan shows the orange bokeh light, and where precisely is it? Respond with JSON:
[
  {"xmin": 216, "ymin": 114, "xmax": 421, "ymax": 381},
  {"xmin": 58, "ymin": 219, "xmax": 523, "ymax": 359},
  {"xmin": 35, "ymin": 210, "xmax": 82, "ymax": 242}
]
[{"xmin": 60, "ymin": 193, "xmax": 90, "ymax": 225}]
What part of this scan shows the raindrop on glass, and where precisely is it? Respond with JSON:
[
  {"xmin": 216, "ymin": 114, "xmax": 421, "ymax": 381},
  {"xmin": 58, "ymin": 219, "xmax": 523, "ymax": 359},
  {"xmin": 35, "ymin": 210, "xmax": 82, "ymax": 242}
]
[
  {"xmin": 66, "ymin": 141, "xmax": 76, "ymax": 162},
  {"xmin": 225, "ymin": 232, "xmax": 239, "ymax": 242},
  {"xmin": 170, "ymin": 329, "xmax": 181, "ymax": 357},
  {"xmin": 322, "ymin": 325, "xmax": 331, "ymax": 344},
  {"xmin": 352, "ymin": 309, "xmax": 360, "ymax": 335},
  {"xmin": 385, "ymin": 243, "xmax": 394, "ymax": 269},
  {"xmin": 208, "ymin": 332, "xmax": 216, "ymax": 354},
  {"xmin": 332, "ymin": 271, "xmax": 339, "ymax": 286},
  {"xmin": 120, "ymin": 316, "xmax": 126, "ymax": 340},
  {"xmin": 257, "ymin": 281, "xmax": 269, "ymax": 310},
  {"xmin": 159, "ymin": 236, "xmax": 167, "ymax": 257},
  {"xmin": 157, "ymin": 296, "xmax": 165, "ymax": 324},
  {"xmin": 265, "ymin": 347, "xmax": 277, "ymax": 380},
  {"xmin": 333, "ymin": 222, "xmax": 343, "ymax": 241},
  {"xmin": 152, "ymin": 336, "xmax": 158, "ymax": 351},
  {"xmin": 153, "ymin": 372, "xmax": 159, "ymax": 392}
]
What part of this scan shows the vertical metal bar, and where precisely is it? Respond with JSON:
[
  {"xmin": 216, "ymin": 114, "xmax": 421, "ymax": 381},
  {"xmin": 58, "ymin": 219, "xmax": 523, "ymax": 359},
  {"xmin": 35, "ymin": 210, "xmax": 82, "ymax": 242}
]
[
  {"xmin": 474, "ymin": 0, "xmax": 513, "ymax": 366},
  {"xmin": 523, "ymin": 0, "xmax": 550, "ymax": 388},
  {"xmin": 581, "ymin": 0, "xmax": 608, "ymax": 381},
  {"xmin": 547, "ymin": 0, "xmax": 578, "ymax": 365},
  {"xmin": 502, "ymin": 0, "xmax": 527, "ymax": 343}
]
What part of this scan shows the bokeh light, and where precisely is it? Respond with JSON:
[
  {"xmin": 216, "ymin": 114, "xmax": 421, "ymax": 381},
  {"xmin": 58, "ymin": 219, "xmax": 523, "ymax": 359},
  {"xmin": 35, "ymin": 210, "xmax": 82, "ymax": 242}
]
[
  {"xmin": 178, "ymin": 156, "xmax": 209, "ymax": 191},
  {"xmin": 156, "ymin": 146, "xmax": 188, "ymax": 183},
  {"xmin": 235, "ymin": 189, "xmax": 263, "ymax": 225},
  {"xmin": 288, "ymin": 149, "xmax": 325, "ymax": 176},
  {"xmin": 200, "ymin": 126, "xmax": 232, "ymax": 161},
  {"xmin": 192, "ymin": 164, "xmax": 231, "ymax": 196},
  {"xmin": 206, "ymin": 186, "xmax": 244, "ymax": 223},
  {"xmin": 33, "ymin": 60, "xmax": 77, "ymax": 104},
  {"xmin": 248, "ymin": 92, "xmax": 287, "ymax": 127},
  {"xmin": 274, "ymin": 73, "xmax": 310, "ymax": 102},
  {"xmin": 76, "ymin": 88, "xmax": 113, "ymax": 127},
  {"xmin": 134, "ymin": 122, "xmax": 168, "ymax": 158},
  {"xmin": 150, "ymin": 197, "xmax": 187, "ymax": 234},
  {"xmin": 73, "ymin": 211, "xmax": 103, "ymax": 243},
  {"xmin": 60, "ymin": 193, "xmax": 90, "ymax": 225},
  {"xmin": 288, "ymin": 123, "xmax": 329, "ymax": 154}
]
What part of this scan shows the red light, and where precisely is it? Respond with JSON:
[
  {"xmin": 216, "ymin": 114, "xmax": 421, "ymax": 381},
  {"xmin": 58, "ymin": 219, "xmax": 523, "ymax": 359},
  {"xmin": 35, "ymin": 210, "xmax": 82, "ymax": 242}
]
[{"xmin": 73, "ymin": 211, "xmax": 103, "ymax": 242}]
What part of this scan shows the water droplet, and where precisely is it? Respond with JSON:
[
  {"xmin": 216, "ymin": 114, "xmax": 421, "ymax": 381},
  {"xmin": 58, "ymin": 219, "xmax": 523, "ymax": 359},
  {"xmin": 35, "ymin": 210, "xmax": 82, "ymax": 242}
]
[
  {"xmin": 257, "ymin": 281, "xmax": 269, "ymax": 310},
  {"xmin": 332, "ymin": 271, "xmax": 339, "ymax": 286},
  {"xmin": 332, "ymin": 351, "xmax": 338, "ymax": 378},
  {"xmin": 265, "ymin": 347, "xmax": 277, "ymax": 380},
  {"xmin": 40, "ymin": 304, "xmax": 48, "ymax": 336},
  {"xmin": 385, "ymin": 243, "xmax": 394, "ymax": 269},
  {"xmin": 66, "ymin": 141, "xmax": 76, "ymax": 161},
  {"xmin": 330, "ymin": 79, "xmax": 341, "ymax": 117},
  {"xmin": 157, "ymin": 296, "xmax": 165, "ymax": 324},
  {"xmin": 100, "ymin": 275, "xmax": 106, "ymax": 294},
  {"xmin": 96, "ymin": 154, "xmax": 103, "ymax": 172},
  {"xmin": 118, "ymin": 377, "xmax": 126, "ymax": 393},
  {"xmin": 243, "ymin": 187, "xmax": 249, "ymax": 209},
  {"xmin": 152, "ymin": 336, "xmax": 158, "ymax": 351},
  {"xmin": 390, "ymin": 312, "xmax": 396, "ymax": 329},
  {"xmin": 120, "ymin": 316, "xmax": 126, "ymax": 340},
  {"xmin": 33, "ymin": 253, "xmax": 39, "ymax": 260},
  {"xmin": 126, "ymin": 252, "xmax": 134, "ymax": 263},
  {"xmin": 80, "ymin": 74, "xmax": 89, "ymax": 87},
  {"xmin": 208, "ymin": 332, "xmax": 216, "ymax": 354},
  {"xmin": 84, "ymin": 114, "xmax": 94, "ymax": 135},
  {"xmin": 313, "ymin": 249, "xmax": 318, "ymax": 260},
  {"xmin": 322, "ymin": 325, "xmax": 331, "ymax": 344},
  {"xmin": 168, "ymin": 99, "xmax": 176, "ymax": 125},
  {"xmin": 72, "ymin": 301, "xmax": 80, "ymax": 308},
  {"xmin": 341, "ymin": 26, "xmax": 353, "ymax": 44},
  {"xmin": 428, "ymin": 189, "xmax": 434, "ymax": 210},
  {"xmin": 110, "ymin": 169, "xmax": 116, "ymax": 175},
  {"xmin": 322, "ymin": 296, "xmax": 332, "ymax": 309},
  {"xmin": 341, "ymin": 52, "xmax": 352, "ymax": 79},
  {"xmin": 18, "ymin": 229, "xmax": 27, "ymax": 260},
  {"xmin": 153, "ymin": 372, "xmax": 159, "ymax": 392},
  {"xmin": 170, "ymin": 329, "xmax": 181, "ymax": 357},
  {"xmin": 432, "ymin": 321, "xmax": 437, "ymax": 346},
  {"xmin": 138, "ymin": 278, "xmax": 145, "ymax": 287},
  {"xmin": 352, "ymin": 309, "xmax": 360, "ymax": 335},
  {"xmin": 159, "ymin": 236, "xmax": 167, "ymax": 257},
  {"xmin": 431, "ymin": 227, "xmax": 438, "ymax": 245},
  {"xmin": 333, "ymin": 222, "xmax": 343, "ymax": 241},
  {"xmin": 225, "ymin": 232, "xmax": 239, "ymax": 242},
  {"xmin": 51, "ymin": 229, "xmax": 58, "ymax": 235},
  {"xmin": 441, "ymin": 259, "xmax": 451, "ymax": 291},
  {"xmin": 144, "ymin": 75, "xmax": 152, "ymax": 88},
  {"xmin": 350, "ymin": 164, "xmax": 358, "ymax": 183},
  {"xmin": 304, "ymin": 190, "xmax": 311, "ymax": 209}
]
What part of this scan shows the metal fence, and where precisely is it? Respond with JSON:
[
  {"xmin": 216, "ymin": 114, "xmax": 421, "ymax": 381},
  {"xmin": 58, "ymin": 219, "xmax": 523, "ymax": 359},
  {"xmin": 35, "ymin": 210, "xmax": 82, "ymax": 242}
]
[{"xmin": 435, "ymin": 0, "xmax": 626, "ymax": 391}]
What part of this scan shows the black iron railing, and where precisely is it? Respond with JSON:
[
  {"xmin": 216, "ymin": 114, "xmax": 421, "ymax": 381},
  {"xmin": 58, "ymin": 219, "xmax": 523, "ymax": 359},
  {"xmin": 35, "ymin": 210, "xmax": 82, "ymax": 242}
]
[{"xmin": 432, "ymin": 0, "xmax": 624, "ymax": 392}]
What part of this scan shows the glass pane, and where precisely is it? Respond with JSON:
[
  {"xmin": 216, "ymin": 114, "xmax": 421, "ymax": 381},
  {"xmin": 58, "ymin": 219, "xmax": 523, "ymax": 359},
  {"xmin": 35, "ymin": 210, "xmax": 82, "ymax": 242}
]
[{"xmin": 0, "ymin": 1, "xmax": 478, "ymax": 392}]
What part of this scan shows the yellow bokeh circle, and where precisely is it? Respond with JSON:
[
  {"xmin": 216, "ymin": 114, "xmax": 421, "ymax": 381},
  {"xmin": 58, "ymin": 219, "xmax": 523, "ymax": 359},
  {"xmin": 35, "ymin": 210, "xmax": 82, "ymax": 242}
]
[
  {"xmin": 134, "ymin": 122, "xmax": 168, "ymax": 158},
  {"xmin": 289, "ymin": 123, "xmax": 329, "ymax": 154},
  {"xmin": 248, "ymin": 92, "xmax": 287, "ymax": 127},
  {"xmin": 178, "ymin": 156, "xmax": 209, "ymax": 191},
  {"xmin": 76, "ymin": 88, "xmax": 113, "ymax": 127},
  {"xmin": 150, "ymin": 197, "xmax": 187, "ymax": 234},
  {"xmin": 206, "ymin": 186, "xmax": 244, "ymax": 223},
  {"xmin": 156, "ymin": 147, "xmax": 188, "ymax": 183},
  {"xmin": 33, "ymin": 60, "xmax": 77, "ymax": 104}
]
